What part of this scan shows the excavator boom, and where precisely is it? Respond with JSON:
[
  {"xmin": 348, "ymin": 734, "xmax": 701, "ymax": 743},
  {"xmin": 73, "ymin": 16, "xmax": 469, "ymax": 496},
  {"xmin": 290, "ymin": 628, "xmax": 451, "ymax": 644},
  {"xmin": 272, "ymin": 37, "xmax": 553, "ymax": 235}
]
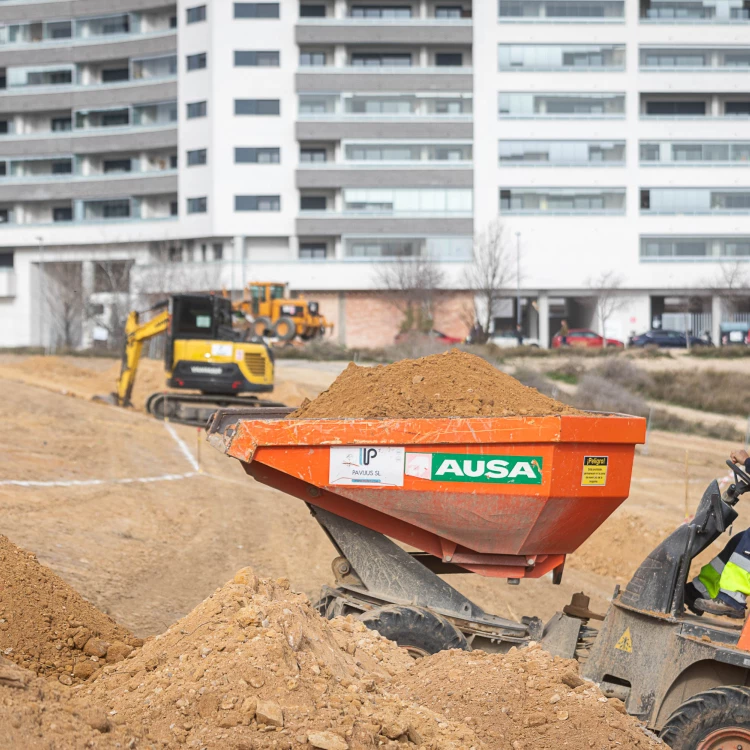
[{"xmin": 116, "ymin": 307, "xmax": 170, "ymax": 406}]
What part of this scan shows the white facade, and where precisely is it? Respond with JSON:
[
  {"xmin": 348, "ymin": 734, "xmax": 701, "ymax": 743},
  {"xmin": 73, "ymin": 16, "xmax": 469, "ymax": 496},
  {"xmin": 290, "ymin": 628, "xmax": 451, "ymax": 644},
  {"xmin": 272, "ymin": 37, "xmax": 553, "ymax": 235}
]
[{"xmin": 1, "ymin": 0, "xmax": 749, "ymax": 348}]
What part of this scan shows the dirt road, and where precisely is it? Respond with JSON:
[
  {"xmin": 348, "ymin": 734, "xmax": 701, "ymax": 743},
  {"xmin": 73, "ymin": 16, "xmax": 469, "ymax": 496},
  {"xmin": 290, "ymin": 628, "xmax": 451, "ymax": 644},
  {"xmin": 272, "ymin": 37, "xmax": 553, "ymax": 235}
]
[{"xmin": 0, "ymin": 354, "xmax": 745, "ymax": 638}]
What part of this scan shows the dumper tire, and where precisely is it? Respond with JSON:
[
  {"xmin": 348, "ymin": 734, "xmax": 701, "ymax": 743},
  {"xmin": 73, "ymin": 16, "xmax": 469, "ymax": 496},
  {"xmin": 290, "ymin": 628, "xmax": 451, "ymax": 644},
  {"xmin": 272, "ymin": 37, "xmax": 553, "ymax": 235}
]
[
  {"xmin": 357, "ymin": 605, "xmax": 469, "ymax": 658},
  {"xmin": 660, "ymin": 685, "xmax": 750, "ymax": 749}
]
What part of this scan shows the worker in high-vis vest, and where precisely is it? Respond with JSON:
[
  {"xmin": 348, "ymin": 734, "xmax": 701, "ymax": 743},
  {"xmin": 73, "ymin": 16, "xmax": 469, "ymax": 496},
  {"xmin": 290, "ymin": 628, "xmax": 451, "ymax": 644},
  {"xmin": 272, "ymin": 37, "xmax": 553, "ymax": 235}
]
[{"xmin": 685, "ymin": 448, "xmax": 750, "ymax": 619}]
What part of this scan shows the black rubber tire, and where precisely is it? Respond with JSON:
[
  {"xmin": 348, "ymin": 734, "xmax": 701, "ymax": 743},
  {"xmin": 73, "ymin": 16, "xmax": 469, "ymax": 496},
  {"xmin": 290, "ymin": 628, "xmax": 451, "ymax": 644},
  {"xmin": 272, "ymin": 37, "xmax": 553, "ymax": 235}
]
[
  {"xmin": 273, "ymin": 316, "xmax": 297, "ymax": 342},
  {"xmin": 660, "ymin": 685, "xmax": 750, "ymax": 749},
  {"xmin": 357, "ymin": 605, "xmax": 470, "ymax": 657},
  {"xmin": 253, "ymin": 316, "xmax": 273, "ymax": 337}
]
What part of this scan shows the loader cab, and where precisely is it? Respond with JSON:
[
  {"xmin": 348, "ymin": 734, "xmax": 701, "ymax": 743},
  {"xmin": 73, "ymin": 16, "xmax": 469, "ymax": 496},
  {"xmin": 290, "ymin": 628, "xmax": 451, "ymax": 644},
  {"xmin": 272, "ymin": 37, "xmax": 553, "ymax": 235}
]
[
  {"xmin": 166, "ymin": 294, "xmax": 237, "ymax": 368},
  {"xmin": 248, "ymin": 282, "xmax": 287, "ymax": 316}
]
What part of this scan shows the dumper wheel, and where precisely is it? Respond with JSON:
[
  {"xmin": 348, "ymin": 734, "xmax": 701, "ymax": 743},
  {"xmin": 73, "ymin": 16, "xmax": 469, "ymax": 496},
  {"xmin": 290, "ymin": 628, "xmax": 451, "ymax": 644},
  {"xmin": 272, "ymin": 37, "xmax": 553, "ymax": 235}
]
[
  {"xmin": 357, "ymin": 605, "xmax": 469, "ymax": 658},
  {"xmin": 660, "ymin": 685, "xmax": 750, "ymax": 750}
]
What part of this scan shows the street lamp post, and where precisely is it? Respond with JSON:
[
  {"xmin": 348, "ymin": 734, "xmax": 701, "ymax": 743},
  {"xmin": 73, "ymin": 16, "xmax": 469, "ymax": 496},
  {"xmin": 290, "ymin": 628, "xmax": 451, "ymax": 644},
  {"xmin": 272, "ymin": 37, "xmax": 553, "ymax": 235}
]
[{"xmin": 515, "ymin": 232, "xmax": 521, "ymax": 330}]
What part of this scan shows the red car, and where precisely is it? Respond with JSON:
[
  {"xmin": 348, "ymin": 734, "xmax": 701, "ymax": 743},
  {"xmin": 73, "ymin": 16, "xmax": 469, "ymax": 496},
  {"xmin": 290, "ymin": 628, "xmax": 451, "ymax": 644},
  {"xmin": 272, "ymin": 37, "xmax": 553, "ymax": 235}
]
[{"xmin": 551, "ymin": 328, "xmax": 624, "ymax": 349}]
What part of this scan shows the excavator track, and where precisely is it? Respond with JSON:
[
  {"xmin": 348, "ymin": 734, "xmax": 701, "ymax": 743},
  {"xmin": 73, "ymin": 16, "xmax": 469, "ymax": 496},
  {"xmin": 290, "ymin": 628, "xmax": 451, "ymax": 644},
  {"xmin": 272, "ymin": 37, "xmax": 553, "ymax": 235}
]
[{"xmin": 146, "ymin": 392, "xmax": 290, "ymax": 428}]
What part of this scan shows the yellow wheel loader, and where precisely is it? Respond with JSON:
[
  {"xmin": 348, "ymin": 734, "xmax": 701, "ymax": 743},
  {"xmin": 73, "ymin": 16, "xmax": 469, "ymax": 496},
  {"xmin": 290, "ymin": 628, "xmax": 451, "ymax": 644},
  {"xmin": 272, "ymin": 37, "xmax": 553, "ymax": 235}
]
[
  {"xmin": 233, "ymin": 282, "xmax": 333, "ymax": 343},
  {"xmin": 112, "ymin": 294, "xmax": 285, "ymax": 427}
]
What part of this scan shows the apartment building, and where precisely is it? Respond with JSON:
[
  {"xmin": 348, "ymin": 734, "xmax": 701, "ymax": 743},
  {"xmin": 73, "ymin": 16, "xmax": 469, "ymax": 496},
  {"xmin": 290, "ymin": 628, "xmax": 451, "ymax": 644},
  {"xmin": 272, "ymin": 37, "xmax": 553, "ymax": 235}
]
[{"xmin": 0, "ymin": 0, "xmax": 748, "ymax": 349}]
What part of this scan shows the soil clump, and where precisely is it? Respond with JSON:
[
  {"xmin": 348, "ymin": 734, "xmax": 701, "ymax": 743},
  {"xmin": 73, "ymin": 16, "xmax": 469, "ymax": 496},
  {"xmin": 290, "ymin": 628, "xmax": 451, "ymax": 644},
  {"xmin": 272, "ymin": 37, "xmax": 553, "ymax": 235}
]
[
  {"xmin": 0, "ymin": 535, "xmax": 141, "ymax": 685},
  {"xmin": 395, "ymin": 646, "xmax": 660, "ymax": 749},
  {"xmin": 292, "ymin": 349, "xmax": 582, "ymax": 419}
]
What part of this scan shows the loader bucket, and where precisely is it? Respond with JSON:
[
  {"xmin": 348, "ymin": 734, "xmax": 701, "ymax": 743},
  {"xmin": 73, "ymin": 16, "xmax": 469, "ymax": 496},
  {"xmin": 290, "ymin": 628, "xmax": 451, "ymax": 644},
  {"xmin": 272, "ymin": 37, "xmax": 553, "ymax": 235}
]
[{"xmin": 207, "ymin": 412, "xmax": 646, "ymax": 580}]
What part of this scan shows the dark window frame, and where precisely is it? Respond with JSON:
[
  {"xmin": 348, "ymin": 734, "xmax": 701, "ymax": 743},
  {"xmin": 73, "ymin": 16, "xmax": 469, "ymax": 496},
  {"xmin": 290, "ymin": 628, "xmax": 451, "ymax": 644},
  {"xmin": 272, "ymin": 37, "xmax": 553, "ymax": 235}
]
[
  {"xmin": 234, "ymin": 50, "xmax": 280, "ymax": 66},
  {"xmin": 235, "ymin": 194, "xmax": 281, "ymax": 211},
  {"xmin": 186, "ymin": 148, "xmax": 207, "ymax": 166},
  {"xmin": 234, "ymin": 99, "xmax": 280, "ymax": 115},
  {"xmin": 234, "ymin": 147, "xmax": 281, "ymax": 163},
  {"xmin": 186, "ymin": 4, "xmax": 207, "ymax": 23},
  {"xmin": 187, "ymin": 196, "xmax": 208, "ymax": 214},
  {"xmin": 234, "ymin": 3, "xmax": 280, "ymax": 18},
  {"xmin": 187, "ymin": 100, "xmax": 207, "ymax": 118},
  {"xmin": 186, "ymin": 52, "xmax": 207, "ymax": 71}
]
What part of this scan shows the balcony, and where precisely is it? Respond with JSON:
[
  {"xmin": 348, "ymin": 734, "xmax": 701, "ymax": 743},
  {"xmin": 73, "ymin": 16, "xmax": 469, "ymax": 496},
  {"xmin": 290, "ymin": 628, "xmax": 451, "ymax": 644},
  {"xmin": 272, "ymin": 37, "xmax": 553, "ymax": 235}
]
[
  {"xmin": 498, "ymin": 0, "xmax": 625, "ymax": 22},
  {"xmin": 640, "ymin": 47, "xmax": 750, "ymax": 71},
  {"xmin": 499, "ymin": 92, "xmax": 626, "ymax": 119},
  {"xmin": 298, "ymin": 93, "xmax": 473, "ymax": 121},
  {"xmin": 640, "ymin": 0, "xmax": 750, "ymax": 22},
  {"xmin": 640, "ymin": 141, "xmax": 750, "ymax": 165},
  {"xmin": 640, "ymin": 188, "xmax": 750, "ymax": 214},
  {"xmin": 499, "ymin": 44, "xmax": 625, "ymax": 71},
  {"xmin": 499, "ymin": 187, "xmax": 627, "ymax": 215},
  {"xmin": 639, "ymin": 96, "xmax": 750, "ymax": 119},
  {"xmin": 0, "ymin": 11, "xmax": 177, "ymax": 47}
]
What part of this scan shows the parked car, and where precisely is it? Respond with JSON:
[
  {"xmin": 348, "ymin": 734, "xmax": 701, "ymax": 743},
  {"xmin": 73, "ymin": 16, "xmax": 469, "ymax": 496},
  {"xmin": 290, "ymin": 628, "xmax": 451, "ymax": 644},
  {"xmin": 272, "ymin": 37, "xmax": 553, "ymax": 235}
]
[
  {"xmin": 628, "ymin": 329, "xmax": 712, "ymax": 348},
  {"xmin": 551, "ymin": 328, "xmax": 624, "ymax": 349},
  {"xmin": 394, "ymin": 329, "xmax": 463, "ymax": 345},
  {"xmin": 490, "ymin": 330, "xmax": 541, "ymax": 348}
]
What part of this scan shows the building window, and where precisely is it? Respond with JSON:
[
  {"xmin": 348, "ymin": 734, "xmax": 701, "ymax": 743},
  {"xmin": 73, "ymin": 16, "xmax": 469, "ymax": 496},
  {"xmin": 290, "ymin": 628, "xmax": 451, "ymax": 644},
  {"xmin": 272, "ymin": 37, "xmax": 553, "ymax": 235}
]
[
  {"xmin": 187, "ymin": 53, "xmax": 207, "ymax": 71},
  {"xmin": 234, "ymin": 3, "xmax": 280, "ymax": 18},
  {"xmin": 169, "ymin": 154, "xmax": 178, "ymax": 168},
  {"xmin": 213, "ymin": 242, "xmax": 224, "ymax": 260},
  {"xmin": 499, "ymin": 44, "xmax": 625, "ymax": 70},
  {"xmin": 726, "ymin": 102, "xmax": 750, "ymax": 116},
  {"xmin": 102, "ymin": 67, "xmax": 129, "ymax": 83},
  {"xmin": 499, "ymin": 0, "xmax": 625, "ymax": 20},
  {"xmin": 0, "ymin": 209, "xmax": 9, "ymax": 223},
  {"xmin": 351, "ymin": 52, "xmax": 412, "ymax": 67},
  {"xmin": 499, "ymin": 140, "xmax": 625, "ymax": 165},
  {"xmin": 101, "ymin": 159, "xmax": 131, "ymax": 173},
  {"xmin": 51, "ymin": 117, "xmax": 72, "ymax": 132},
  {"xmin": 436, "ymin": 6, "xmax": 464, "ymax": 17},
  {"xmin": 300, "ymin": 196, "xmax": 327, "ymax": 210},
  {"xmin": 52, "ymin": 160, "xmax": 73, "ymax": 174},
  {"xmin": 300, "ymin": 4, "xmax": 327, "ymax": 16},
  {"xmin": 300, "ymin": 148, "xmax": 327, "ymax": 163},
  {"xmin": 170, "ymin": 201, "xmax": 178, "ymax": 216},
  {"xmin": 0, "ymin": 252, "xmax": 13, "ymax": 268},
  {"xmin": 0, "ymin": 121, "xmax": 8, "ymax": 135},
  {"xmin": 0, "ymin": 162, "xmax": 5, "ymax": 176},
  {"xmin": 299, "ymin": 244, "xmax": 327, "ymax": 259},
  {"xmin": 53, "ymin": 207, "xmax": 73, "ymax": 222},
  {"xmin": 187, "ymin": 101, "xmax": 207, "ymax": 118},
  {"xmin": 187, "ymin": 197, "xmax": 208, "ymax": 214},
  {"xmin": 645, "ymin": 100, "xmax": 705, "ymax": 116},
  {"xmin": 351, "ymin": 6, "xmax": 412, "ymax": 17},
  {"xmin": 500, "ymin": 188, "xmax": 626, "ymax": 214},
  {"xmin": 436, "ymin": 52, "xmax": 463, "ymax": 66},
  {"xmin": 234, "ymin": 50, "xmax": 280, "ymax": 66},
  {"xmin": 300, "ymin": 51, "xmax": 326, "ymax": 66},
  {"xmin": 499, "ymin": 92, "xmax": 626, "ymax": 117},
  {"xmin": 641, "ymin": 237, "xmax": 750, "ymax": 259},
  {"xmin": 187, "ymin": 148, "xmax": 207, "ymax": 166},
  {"xmin": 344, "ymin": 188, "xmax": 472, "ymax": 214},
  {"xmin": 187, "ymin": 5, "xmax": 207, "ymax": 23},
  {"xmin": 235, "ymin": 147, "xmax": 281, "ymax": 163},
  {"xmin": 640, "ymin": 188, "xmax": 750, "ymax": 214},
  {"xmin": 234, "ymin": 99, "xmax": 280, "ymax": 115},
  {"xmin": 235, "ymin": 195, "xmax": 281, "ymax": 211}
]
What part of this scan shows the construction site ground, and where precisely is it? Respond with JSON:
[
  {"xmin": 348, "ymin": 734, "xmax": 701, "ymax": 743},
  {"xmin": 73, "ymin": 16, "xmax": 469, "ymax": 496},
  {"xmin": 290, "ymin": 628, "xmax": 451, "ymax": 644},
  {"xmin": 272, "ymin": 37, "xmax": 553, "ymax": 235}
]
[{"xmin": 1, "ymin": 351, "xmax": 748, "ymax": 638}]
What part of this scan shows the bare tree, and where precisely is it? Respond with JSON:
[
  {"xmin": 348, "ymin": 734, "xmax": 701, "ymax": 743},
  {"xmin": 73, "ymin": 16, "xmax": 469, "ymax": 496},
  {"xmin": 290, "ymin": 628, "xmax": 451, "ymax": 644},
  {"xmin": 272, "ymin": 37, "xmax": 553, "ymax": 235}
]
[
  {"xmin": 376, "ymin": 256, "xmax": 445, "ymax": 334},
  {"xmin": 712, "ymin": 260, "xmax": 749, "ymax": 312},
  {"xmin": 43, "ymin": 262, "xmax": 85, "ymax": 350},
  {"xmin": 85, "ymin": 260, "xmax": 134, "ymax": 352},
  {"xmin": 464, "ymin": 220, "xmax": 514, "ymax": 342},
  {"xmin": 587, "ymin": 271, "xmax": 625, "ymax": 347}
]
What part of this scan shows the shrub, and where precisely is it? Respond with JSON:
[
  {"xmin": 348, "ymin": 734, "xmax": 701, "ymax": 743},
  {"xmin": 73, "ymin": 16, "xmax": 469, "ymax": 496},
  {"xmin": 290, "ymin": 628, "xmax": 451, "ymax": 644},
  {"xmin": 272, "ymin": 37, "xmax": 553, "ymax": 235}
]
[
  {"xmin": 690, "ymin": 346, "xmax": 750, "ymax": 359},
  {"xmin": 573, "ymin": 374, "xmax": 649, "ymax": 417}
]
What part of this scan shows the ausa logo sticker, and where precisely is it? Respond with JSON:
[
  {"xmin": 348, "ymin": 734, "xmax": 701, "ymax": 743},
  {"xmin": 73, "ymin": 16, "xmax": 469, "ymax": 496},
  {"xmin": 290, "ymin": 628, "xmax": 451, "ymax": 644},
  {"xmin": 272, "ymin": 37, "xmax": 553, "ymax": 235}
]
[
  {"xmin": 425, "ymin": 453, "xmax": 543, "ymax": 485},
  {"xmin": 615, "ymin": 628, "xmax": 633, "ymax": 653}
]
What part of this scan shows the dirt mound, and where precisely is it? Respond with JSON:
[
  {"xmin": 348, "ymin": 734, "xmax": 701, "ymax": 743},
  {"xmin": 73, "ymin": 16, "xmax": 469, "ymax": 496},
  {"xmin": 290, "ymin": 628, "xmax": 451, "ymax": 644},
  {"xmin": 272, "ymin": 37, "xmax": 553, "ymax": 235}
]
[
  {"xmin": 0, "ymin": 657, "xmax": 140, "ymax": 749},
  {"xmin": 292, "ymin": 349, "xmax": 581, "ymax": 419},
  {"xmin": 87, "ymin": 569, "xmax": 481, "ymax": 749},
  {"xmin": 0, "ymin": 535, "xmax": 141, "ymax": 685},
  {"xmin": 394, "ymin": 646, "xmax": 660, "ymax": 749}
]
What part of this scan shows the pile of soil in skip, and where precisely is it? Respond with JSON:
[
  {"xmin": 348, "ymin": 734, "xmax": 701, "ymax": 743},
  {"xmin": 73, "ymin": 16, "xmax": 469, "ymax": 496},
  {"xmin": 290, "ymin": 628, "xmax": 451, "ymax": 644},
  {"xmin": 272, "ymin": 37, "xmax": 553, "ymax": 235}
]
[
  {"xmin": 393, "ymin": 646, "xmax": 661, "ymax": 750},
  {"xmin": 291, "ymin": 349, "xmax": 582, "ymax": 419},
  {"xmin": 86, "ymin": 568, "xmax": 482, "ymax": 750},
  {"xmin": 0, "ymin": 535, "xmax": 142, "ymax": 685},
  {"xmin": 0, "ymin": 656, "xmax": 141, "ymax": 750}
]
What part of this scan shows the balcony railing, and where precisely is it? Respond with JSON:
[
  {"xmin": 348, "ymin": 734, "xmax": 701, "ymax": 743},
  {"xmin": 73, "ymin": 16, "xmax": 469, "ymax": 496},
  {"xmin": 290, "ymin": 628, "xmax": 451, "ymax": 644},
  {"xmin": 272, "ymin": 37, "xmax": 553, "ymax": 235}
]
[
  {"xmin": 1, "ymin": 168, "xmax": 177, "ymax": 184},
  {"xmin": 2, "ymin": 73, "xmax": 176, "ymax": 95},
  {"xmin": 296, "ymin": 17, "xmax": 472, "ymax": 25},
  {"xmin": 299, "ymin": 65, "xmax": 473, "ymax": 74}
]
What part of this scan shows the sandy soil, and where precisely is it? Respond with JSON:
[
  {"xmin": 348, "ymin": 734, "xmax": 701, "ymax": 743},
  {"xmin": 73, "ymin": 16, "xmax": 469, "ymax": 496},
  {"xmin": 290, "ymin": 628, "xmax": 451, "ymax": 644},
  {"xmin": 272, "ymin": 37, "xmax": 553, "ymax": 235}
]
[{"xmin": 0, "ymin": 353, "xmax": 745, "ymax": 642}]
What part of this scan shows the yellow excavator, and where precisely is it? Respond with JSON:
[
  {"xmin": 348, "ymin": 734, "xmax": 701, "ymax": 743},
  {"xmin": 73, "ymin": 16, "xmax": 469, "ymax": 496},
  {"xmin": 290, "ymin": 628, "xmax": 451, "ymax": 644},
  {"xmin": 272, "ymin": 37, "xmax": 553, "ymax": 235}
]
[
  {"xmin": 112, "ymin": 294, "xmax": 285, "ymax": 426},
  {"xmin": 231, "ymin": 282, "xmax": 333, "ymax": 342}
]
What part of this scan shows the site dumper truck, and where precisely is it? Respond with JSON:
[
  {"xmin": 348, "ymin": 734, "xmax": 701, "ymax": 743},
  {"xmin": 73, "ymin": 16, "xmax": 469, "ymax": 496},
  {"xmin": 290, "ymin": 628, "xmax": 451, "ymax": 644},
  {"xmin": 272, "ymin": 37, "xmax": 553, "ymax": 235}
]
[{"xmin": 207, "ymin": 408, "xmax": 750, "ymax": 749}]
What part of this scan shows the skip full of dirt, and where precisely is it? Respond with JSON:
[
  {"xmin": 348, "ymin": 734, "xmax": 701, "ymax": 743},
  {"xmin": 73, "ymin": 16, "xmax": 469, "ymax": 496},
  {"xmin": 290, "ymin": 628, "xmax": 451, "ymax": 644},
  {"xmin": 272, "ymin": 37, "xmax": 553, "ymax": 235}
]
[
  {"xmin": 0, "ymin": 535, "xmax": 141, "ymax": 685},
  {"xmin": 292, "ymin": 350, "xmax": 582, "ymax": 419}
]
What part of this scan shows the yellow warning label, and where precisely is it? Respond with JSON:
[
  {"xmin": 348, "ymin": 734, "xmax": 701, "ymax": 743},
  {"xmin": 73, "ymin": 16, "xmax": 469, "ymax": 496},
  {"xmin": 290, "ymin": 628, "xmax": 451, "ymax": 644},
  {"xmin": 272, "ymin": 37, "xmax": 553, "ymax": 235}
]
[
  {"xmin": 582, "ymin": 456, "xmax": 608, "ymax": 486},
  {"xmin": 615, "ymin": 628, "xmax": 633, "ymax": 653}
]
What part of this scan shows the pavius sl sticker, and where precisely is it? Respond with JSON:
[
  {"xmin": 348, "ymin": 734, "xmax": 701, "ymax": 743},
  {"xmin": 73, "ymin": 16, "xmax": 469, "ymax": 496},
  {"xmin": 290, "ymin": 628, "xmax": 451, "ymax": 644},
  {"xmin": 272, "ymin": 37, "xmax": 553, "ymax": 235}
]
[
  {"xmin": 581, "ymin": 456, "xmax": 608, "ymax": 486},
  {"xmin": 406, "ymin": 453, "xmax": 543, "ymax": 485},
  {"xmin": 329, "ymin": 446, "xmax": 405, "ymax": 487}
]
